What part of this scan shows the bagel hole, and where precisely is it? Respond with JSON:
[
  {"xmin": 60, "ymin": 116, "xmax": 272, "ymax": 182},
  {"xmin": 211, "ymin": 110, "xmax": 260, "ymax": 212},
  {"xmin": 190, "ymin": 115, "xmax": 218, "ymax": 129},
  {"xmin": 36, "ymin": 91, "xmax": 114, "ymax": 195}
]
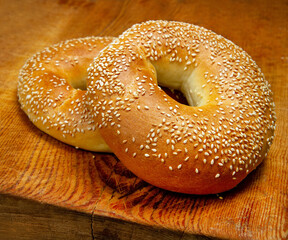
[
  {"xmin": 153, "ymin": 62, "xmax": 203, "ymax": 107},
  {"xmin": 68, "ymin": 76, "xmax": 87, "ymax": 91},
  {"xmin": 161, "ymin": 87, "xmax": 189, "ymax": 106}
]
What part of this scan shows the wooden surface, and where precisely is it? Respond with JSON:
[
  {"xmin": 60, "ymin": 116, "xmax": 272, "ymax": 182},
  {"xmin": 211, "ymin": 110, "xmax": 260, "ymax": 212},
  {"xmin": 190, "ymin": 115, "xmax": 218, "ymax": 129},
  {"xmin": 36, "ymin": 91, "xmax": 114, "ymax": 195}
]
[{"xmin": 0, "ymin": 0, "xmax": 287, "ymax": 239}]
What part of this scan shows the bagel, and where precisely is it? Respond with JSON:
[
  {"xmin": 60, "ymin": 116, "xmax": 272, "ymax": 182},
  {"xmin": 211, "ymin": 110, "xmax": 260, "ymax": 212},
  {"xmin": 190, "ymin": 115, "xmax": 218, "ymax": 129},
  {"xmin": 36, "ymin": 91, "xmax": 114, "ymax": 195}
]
[
  {"xmin": 87, "ymin": 21, "xmax": 276, "ymax": 194},
  {"xmin": 18, "ymin": 37, "xmax": 114, "ymax": 152}
]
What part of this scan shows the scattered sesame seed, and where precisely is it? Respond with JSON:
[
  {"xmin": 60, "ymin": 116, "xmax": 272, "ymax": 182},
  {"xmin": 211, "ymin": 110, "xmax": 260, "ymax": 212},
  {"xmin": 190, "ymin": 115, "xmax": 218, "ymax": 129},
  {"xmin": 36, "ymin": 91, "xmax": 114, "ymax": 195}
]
[{"xmin": 215, "ymin": 173, "xmax": 220, "ymax": 178}]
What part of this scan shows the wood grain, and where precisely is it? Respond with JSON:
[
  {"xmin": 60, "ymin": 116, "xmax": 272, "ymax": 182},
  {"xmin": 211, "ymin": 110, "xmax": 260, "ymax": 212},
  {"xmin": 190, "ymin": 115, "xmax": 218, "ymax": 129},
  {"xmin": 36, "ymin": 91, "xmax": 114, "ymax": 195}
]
[{"xmin": 0, "ymin": 0, "xmax": 287, "ymax": 239}]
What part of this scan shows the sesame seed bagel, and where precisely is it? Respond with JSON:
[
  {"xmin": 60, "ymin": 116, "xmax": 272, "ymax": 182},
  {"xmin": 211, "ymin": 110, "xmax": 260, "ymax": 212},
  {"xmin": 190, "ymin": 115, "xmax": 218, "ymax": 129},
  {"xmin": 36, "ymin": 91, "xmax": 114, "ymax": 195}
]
[
  {"xmin": 87, "ymin": 20, "xmax": 276, "ymax": 194},
  {"xmin": 18, "ymin": 37, "xmax": 114, "ymax": 152}
]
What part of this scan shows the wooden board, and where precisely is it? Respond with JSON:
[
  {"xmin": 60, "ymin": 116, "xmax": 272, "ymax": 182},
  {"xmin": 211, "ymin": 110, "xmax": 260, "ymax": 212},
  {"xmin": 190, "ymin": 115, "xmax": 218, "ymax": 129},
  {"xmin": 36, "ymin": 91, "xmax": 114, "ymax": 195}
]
[{"xmin": 0, "ymin": 0, "xmax": 287, "ymax": 239}]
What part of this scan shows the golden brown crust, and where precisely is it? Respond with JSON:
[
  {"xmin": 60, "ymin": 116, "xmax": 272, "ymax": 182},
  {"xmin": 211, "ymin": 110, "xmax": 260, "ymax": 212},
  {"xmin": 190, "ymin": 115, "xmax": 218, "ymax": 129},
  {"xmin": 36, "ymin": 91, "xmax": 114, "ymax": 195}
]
[
  {"xmin": 87, "ymin": 21, "xmax": 276, "ymax": 194},
  {"xmin": 18, "ymin": 37, "xmax": 114, "ymax": 152}
]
